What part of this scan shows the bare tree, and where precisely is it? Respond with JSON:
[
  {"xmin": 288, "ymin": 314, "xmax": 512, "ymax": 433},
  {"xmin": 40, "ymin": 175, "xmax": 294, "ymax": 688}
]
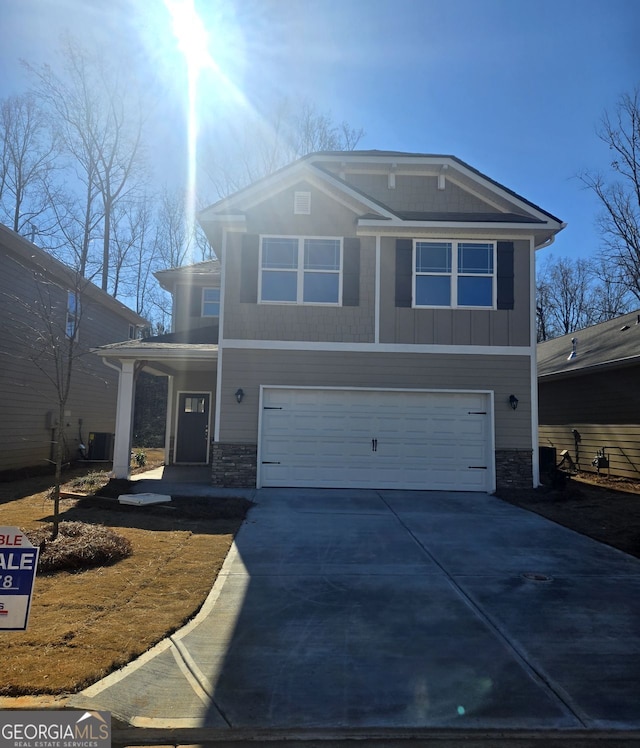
[
  {"xmin": 579, "ymin": 87, "xmax": 640, "ymax": 301},
  {"xmin": 25, "ymin": 33, "xmax": 148, "ymax": 292},
  {"xmin": 156, "ymin": 188, "xmax": 215, "ymax": 268},
  {"xmin": 536, "ymin": 255, "xmax": 598, "ymax": 339},
  {"xmin": 0, "ymin": 93, "xmax": 60, "ymax": 235},
  {"xmin": 203, "ymin": 97, "xmax": 365, "ymax": 198},
  {"xmin": 1, "ymin": 265, "xmax": 97, "ymax": 539}
]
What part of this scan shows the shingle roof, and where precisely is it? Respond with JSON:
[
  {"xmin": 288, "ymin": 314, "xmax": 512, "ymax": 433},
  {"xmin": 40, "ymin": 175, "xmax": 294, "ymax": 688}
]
[{"xmin": 538, "ymin": 309, "xmax": 640, "ymax": 379}]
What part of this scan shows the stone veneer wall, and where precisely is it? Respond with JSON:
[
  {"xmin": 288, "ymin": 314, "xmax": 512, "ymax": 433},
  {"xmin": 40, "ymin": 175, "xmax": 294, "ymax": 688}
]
[
  {"xmin": 211, "ymin": 443, "xmax": 257, "ymax": 487},
  {"xmin": 211, "ymin": 444, "xmax": 533, "ymax": 491},
  {"xmin": 495, "ymin": 449, "xmax": 533, "ymax": 491}
]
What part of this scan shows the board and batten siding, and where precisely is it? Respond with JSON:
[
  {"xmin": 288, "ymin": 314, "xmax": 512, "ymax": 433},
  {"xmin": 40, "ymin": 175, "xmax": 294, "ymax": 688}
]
[
  {"xmin": 379, "ymin": 237, "xmax": 531, "ymax": 347},
  {"xmin": 222, "ymin": 230, "xmax": 376, "ymax": 343},
  {"xmin": 217, "ymin": 348, "xmax": 531, "ymax": 449}
]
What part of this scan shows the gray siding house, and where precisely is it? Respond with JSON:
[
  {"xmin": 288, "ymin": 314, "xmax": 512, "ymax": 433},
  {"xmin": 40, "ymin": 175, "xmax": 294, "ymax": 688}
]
[
  {"xmin": 538, "ymin": 310, "xmax": 640, "ymax": 479},
  {"xmin": 99, "ymin": 151, "xmax": 564, "ymax": 491},
  {"xmin": 0, "ymin": 224, "xmax": 147, "ymax": 474}
]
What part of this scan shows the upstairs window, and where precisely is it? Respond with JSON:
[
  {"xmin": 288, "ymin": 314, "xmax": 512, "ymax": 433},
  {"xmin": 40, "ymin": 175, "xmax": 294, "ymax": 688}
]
[
  {"xmin": 260, "ymin": 236, "xmax": 342, "ymax": 305},
  {"xmin": 66, "ymin": 291, "xmax": 80, "ymax": 339},
  {"xmin": 414, "ymin": 240, "xmax": 495, "ymax": 308},
  {"xmin": 202, "ymin": 288, "xmax": 220, "ymax": 317}
]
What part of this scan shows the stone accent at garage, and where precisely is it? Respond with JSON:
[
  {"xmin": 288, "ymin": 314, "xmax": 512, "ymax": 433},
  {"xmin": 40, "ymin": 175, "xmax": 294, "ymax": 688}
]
[
  {"xmin": 495, "ymin": 449, "xmax": 533, "ymax": 490},
  {"xmin": 211, "ymin": 443, "xmax": 257, "ymax": 487}
]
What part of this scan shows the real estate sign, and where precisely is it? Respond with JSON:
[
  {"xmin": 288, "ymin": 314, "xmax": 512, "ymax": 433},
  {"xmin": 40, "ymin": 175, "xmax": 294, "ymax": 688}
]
[{"xmin": 0, "ymin": 526, "xmax": 39, "ymax": 630}]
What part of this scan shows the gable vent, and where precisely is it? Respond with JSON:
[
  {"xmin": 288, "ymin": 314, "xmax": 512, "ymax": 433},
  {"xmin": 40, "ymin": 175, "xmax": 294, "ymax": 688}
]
[{"xmin": 294, "ymin": 191, "xmax": 311, "ymax": 215}]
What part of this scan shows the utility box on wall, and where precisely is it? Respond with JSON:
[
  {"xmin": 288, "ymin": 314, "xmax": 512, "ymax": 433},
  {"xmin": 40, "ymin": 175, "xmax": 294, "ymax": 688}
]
[{"xmin": 88, "ymin": 432, "xmax": 114, "ymax": 461}]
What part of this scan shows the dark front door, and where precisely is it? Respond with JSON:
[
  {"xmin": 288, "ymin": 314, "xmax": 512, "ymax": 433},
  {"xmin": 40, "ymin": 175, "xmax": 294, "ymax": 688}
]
[{"xmin": 175, "ymin": 393, "xmax": 210, "ymax": 463}]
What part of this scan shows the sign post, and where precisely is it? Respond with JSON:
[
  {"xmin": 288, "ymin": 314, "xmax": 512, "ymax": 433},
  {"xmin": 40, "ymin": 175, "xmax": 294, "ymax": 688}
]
[{"xmin": 0, "ymin": 526, "xmax": 39, "ymax": 630}]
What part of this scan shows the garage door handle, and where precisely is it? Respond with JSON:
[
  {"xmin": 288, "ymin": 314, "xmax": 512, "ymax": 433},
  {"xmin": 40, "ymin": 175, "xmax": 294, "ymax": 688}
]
[
  {"xmin": 469, "ymin": 466, "xmax": 487, "ymax": 469},
  {"xmin": 468, "ymin": 411, "xmax": 487, "ymax": 415},
  {"xmin": 262, "ymin": 461, "xmax": 281, "ymax": 464},
  {"xmin": 371, "ymin": 438, "xmax": 378, "ymax": 452}
]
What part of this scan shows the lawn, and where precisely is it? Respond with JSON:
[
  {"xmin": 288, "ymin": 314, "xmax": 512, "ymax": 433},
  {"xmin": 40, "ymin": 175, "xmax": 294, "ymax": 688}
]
[{"xmin": 0, "ymin": 458, "xmax": 251, "ymax": 697}]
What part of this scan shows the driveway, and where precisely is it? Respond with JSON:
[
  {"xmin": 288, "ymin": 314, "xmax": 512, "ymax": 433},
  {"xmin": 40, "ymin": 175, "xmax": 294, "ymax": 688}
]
[{"xmin": 71, "ymin": 488, "xmax": 640, "ymax": 738}]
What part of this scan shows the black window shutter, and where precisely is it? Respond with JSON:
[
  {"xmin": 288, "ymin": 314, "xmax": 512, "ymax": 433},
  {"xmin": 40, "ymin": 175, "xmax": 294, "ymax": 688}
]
[
  {"xmin": 240, "ymin": 234, "xmax": 259, "ymax": 303},
  {"xmin": 496, "ymin": 241, "xmax": 515, "ymax": 310},
  {"xmin": 395, "ymin": 238, "xmax": 413, "ymax": 307},
  {"xmin": 189, "ymin": 287, "xmax": 202, "ymax": 317},
  {"xmin": 342, "ymin": 238, "xmax": 360, "ymax": 306}
]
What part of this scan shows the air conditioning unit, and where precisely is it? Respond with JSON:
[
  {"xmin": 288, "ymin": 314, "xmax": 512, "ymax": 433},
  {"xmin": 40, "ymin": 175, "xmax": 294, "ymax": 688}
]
[{"xmin": 87, "ymin": 432, "xmax": 114, "ymax": 461}]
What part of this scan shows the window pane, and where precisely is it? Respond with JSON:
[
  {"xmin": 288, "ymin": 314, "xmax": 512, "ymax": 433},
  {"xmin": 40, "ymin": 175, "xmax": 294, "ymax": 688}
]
[
  {"xmin": 262, "ymin": 238, "xmax": 298, "ymax": 269},
  {"xmin": 303, "ymin": 272, "xmax": 339, "ymax": 303},
  {"xmin": 458, "ymin": 243, "xmax": 493, "ymax": 274},
  {"xmin": 185, "ymin": 397, "xmax": 205, "ymax": 413},
  {"xmin": 261, "ymin": 270, "xmax": 297, "ymax": 301},
  {"xmin": 202, "ymin": 288, "xmax": 220, "ymax": 317},
  {"xmin": 458, "ymin": 276, "xmax": 493, "ymax": 306},
  {"xmin": 304, "ymin": 239, "xmax": 340, "ymax": 270},
  {"xmin": 415, "ymin": 275, "xmax": 450, "ymax": 306},
  {"xmin": 416, "ymin": 242, "xmax": 451, "ymax": 273}
]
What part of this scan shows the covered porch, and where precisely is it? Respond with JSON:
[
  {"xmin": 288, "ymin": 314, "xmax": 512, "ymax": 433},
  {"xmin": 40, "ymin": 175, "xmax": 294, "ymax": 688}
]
[{"xmin": 94, "ymin": 337, "xmax": 218, "ymax": 479}]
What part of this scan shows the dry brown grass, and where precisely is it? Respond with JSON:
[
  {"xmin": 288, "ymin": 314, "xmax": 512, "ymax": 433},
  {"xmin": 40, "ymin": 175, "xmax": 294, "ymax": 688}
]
[{"xmin": 0, "ymin": 465, "xmax": 251, "ymax": 697}]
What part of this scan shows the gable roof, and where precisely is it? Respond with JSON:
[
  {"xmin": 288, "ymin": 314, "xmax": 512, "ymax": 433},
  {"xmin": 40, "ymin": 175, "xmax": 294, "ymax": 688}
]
[
  {"xmin": 0, "ymin": 223, "xmax": 148, "ymax": 326},
  {"xmin": 198, "ymin": 150, "xmax": 565, "ymax": 248},
  {"xmin": 538, "ymin": 309, "xmax": 640, "ymax": 380}
]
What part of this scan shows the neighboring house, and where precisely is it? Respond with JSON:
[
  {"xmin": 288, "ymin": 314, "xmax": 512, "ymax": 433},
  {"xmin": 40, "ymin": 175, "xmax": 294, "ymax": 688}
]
[
  {"xmin": 99, "ymin": 150, "xmax": 564, "ymax": 491},
  {"xmin": 538, "ymin": 310, "xmax": 640, "ymax": 479},
  {"xmin": 0, "ymin": 223, "xmax": 147, "ymax": 474}
]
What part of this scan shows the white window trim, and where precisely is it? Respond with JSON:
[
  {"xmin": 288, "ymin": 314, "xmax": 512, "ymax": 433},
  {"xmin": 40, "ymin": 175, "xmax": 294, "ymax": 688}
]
[
  {"xmin": 413, "ymin": 239, "xmax": 496, "ymax": 309},
  {"xmin": 201, "ymin": 287, "xmax": 220, "ymax": 317},
  {"xmin": 258, "ymin": 235, "xmax": 343, "ymax": 306}
]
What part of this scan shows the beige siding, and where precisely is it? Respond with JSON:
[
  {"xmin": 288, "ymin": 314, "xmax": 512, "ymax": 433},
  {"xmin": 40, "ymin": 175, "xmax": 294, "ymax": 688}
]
[
  {"xmin": 0, "ymin": 247, "xmax": 135, "ymax": 472},
  {"xmin": 539, "ymin": 424, "xmax": 640, "ymax": 480},
  {"xmin": 218, "ymin": 348, "xmax": 531, "ymax": 450},
  {"xmin": 346, "ymin": 173, "xmax": 497, "ymax": 214},
  {"xmin": 538, "ymin": 367, "xmax": 640, "ymax": 479},
  {"xmin": 379, "ymin": 238, "xmax": 531, "ymax": 346}
]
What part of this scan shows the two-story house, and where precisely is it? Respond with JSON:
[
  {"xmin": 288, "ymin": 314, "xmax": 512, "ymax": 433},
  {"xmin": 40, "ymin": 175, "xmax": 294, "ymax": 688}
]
[
  {"xmin": 100, "ymin": 151, "xmax": 564, "ymax": 491},
  {"xmin": 0, "ymin": 223, "xmax": 147, "ymax": 475}
]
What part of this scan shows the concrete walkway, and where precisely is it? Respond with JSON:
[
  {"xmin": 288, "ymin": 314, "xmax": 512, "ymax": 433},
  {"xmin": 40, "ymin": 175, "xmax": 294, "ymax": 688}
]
[{"xmin": 69, "ymin": 486, "xmax": 640, "ymax": 742}]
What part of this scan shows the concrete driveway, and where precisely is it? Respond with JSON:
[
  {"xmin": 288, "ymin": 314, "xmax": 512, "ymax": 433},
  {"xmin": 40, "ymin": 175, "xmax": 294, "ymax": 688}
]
[{"xmin": 71, "ymin": 488, "xmax": 640, "ymax": 740}]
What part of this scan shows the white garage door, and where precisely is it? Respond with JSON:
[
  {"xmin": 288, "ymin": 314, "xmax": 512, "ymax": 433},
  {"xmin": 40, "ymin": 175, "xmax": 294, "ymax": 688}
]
[{"xmin": 259, "ymin": 388, "xmax": 493, "ymax": 491}]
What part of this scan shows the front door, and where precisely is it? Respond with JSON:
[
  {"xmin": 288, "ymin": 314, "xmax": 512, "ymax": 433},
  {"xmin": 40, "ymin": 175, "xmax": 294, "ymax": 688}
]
[{"xmin": 175, "ymin": 392, "xmax": 210, "ymax": 463}]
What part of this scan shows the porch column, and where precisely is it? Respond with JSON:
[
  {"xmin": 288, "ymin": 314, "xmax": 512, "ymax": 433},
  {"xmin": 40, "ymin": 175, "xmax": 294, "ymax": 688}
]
[{"xmin": 112, "ymin": 360, "xmax": 135, "ymax": 479}]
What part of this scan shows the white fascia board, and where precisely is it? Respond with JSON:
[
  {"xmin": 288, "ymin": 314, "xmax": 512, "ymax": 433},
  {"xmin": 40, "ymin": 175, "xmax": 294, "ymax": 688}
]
[
  {"xmin": 223, "ymin": 339, "xmax": 533, "ymax": 356},
  {"xmin": 199, "ymin": 161, "xmax": 397, "ymax": 223},
  {"xmin": 357, "ymin": 219, "xmax": 548, "ymax": 231},
  {"xmin": 96, "ymin": 347, "xmax": 218, "ymax": 362}
]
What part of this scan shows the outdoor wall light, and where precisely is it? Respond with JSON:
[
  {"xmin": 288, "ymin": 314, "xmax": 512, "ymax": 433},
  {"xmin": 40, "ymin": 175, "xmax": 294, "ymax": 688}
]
[
  {"xmin": 509, "ymin": 394, "xmax": 519, "ymax": 410},
  {"xmin": 235, "ymin": 388, "xmax": 245, "ymax": 404}
]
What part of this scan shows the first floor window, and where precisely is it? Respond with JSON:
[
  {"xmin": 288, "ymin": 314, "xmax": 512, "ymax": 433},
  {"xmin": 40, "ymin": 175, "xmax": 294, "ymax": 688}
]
[
  {"xmin": 414, "ymin": 240, "xmax": 495, "ymax": 308},
  {"xmin": 260, "ymin": 236, "xmax": 342, "ymax": 304}
]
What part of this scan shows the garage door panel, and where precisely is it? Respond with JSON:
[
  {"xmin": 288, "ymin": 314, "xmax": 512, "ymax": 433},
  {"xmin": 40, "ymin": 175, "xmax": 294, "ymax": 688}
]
[{"xmin": 260, "ymin": 388, "xmax": 493, "ymax": 491}]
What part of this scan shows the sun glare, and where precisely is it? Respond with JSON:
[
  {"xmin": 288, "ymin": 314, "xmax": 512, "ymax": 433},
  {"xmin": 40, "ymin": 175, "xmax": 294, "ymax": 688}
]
[{"xmin": 163, "ymin": 0, "xmax": 218, "ymax": 259}]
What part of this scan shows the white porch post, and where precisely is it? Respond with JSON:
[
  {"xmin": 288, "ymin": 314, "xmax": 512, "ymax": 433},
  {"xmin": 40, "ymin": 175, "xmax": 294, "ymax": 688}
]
[{"xmin": 112, "ymin": 360, "xmax": 135, "ymax": 479}]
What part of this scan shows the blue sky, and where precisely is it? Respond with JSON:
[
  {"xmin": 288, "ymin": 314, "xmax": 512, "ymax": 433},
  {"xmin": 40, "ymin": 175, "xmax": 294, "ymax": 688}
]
[{"xmin": 2, "ymin": 0, "xmax": 639, "ymax": 266}]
